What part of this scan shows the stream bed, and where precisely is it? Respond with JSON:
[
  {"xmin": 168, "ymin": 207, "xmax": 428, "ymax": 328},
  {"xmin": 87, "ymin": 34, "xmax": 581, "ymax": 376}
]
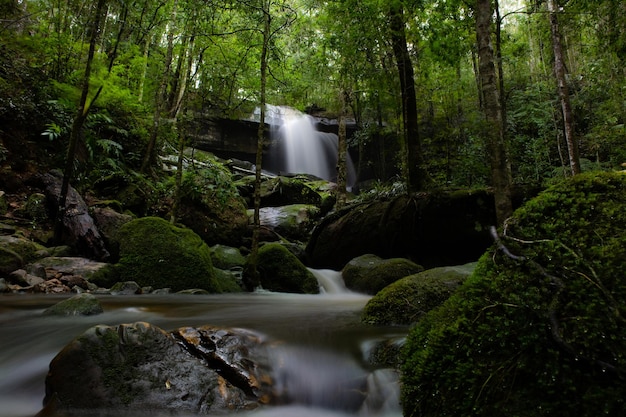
[{"xmin": 0, "ymin": 289, "xmax": 406, "ymax": 417}]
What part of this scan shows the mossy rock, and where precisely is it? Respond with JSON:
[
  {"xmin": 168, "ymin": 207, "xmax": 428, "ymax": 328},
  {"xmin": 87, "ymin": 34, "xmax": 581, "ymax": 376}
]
[
  {"xmin": 0, "ymin": 235, "xmax": 47, "ymax": 264},
  {"xmin": 401, "ymin": 172, "xmax": 626, "ymax": 417},
  {"xmin": 342, "ymin": 254, "xmax": 424, "ymax": 295},
  {"xmin": 43, "ymin": 293, "xmax": 103, "ymax": 316},
  {"xmin": 0, "ymin": 246, "xmax": 22, "ymax": 275},
  {"xmin": 213, "ymin": 268, "xmax": 244, "ymax": 293},
  {"xmin": 256, "ymin": 243, "xmax": 319, "ymax": 294},
  {"xmin": 116, "ymin": 217, "xmax": 220, "ymax": 293},
  {"xmin": 362, "ymin": 263, "xmax": 475, "ymax": 326},
  {"xmin": 210, "ymin": 244, "xmax": 247, "ymax": 270}
]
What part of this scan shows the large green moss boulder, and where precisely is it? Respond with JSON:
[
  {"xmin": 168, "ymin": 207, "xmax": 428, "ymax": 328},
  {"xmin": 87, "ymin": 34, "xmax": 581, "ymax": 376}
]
[
  {"xmin": 342, "ymin": 254, "xmax": 424, "ymax": 295},
  {"xmin": 256, "ymin": 243, "xmax": 319, "ymax": 294},
  {"xmin": 117, "ymin": 217, "xmax": 220, "ymax": 292},
  {"xmin": 401, "ymin": 172, "xmax": 626, "ymax": 417},
  {"xmin": 362, "ymin": 263, "xmax": 475, "ymax": 326}
]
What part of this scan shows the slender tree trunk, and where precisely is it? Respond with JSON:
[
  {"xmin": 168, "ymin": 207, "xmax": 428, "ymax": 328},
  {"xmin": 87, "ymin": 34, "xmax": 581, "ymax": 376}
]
[
  {"xmin": 547, "ymin": 0, "xmax": 580, "ymax": 175},
  {"xmin": 137, "ymin": 36, "xmax": 150, "ymax": 103},
  {"xmin": 54, "ymin": 0, "xmax": 107, "ymax": 243},
  {"xmin": 141, "ymin": 0, "xmax": 178, "ymax": 174},
  {"xmin": 495, "ymin": 0, "xmax": 507, "ymax": 130},
  {"xmin": 336, "ymin": 90, "xmax": 348, "ymax": 208},
  {"xmin": 170, "ymin": 36, "xmax": 195, "ymax": 224},
  {"xmin": 388, "ymin": 3, "xmax": 426, "ymax": 192},
  {"xmin": 475, "ymin": 0, "xmax": 513, "ymax": 226},
  {"xmin": 246, "ymin": 1, "xmax": 271, "ymax": 291}
]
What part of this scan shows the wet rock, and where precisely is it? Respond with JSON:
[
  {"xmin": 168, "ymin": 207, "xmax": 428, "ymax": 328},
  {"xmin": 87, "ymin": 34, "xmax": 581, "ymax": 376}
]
[
  {"xmin": 250, "ymin": 204, "xmax": 321, "ymax": 241},
  {"xmin": 256, "ymin": 243, "xmax": 319, "ymax": 294},
  {"xmin": 43, "ymin": 293, "xmax": 103, "ymax": 316},
  {"xmin": 306, "ymin": 192, "xmax": 498, "ymax": 270},
  {"xmin": 29, "ymin": 256, "xmax": 118, "ymax": 287},
  {"xmin": 0, "ymin": 235, "xmax": 47, "ymax": 267},
  {"xmin": 362, "ymin": 262, "xmax": 476, "ymax": 326},
  {"xmin": 42, "ymin": 322, "xmax": 277, "ymax": 414},
  {"xmin": 0, "ymin": 245, "xmax": 22, "ymax": 275},
  {"xmin": 210, "ymin": 244, "xmax": 247, "ymax": 270},
  {"xmin": 110, "ymin": 281, "xmax": 141, "ymax": 295},
  {"xmin": 39, "ymin": 171, "xmax": 110, "ymax": 261},
  {"xmin": 8, "ymin": 269, "xmax": 45, "ymax": 287},
  {"xmin": 342, "ymin": 254, "xmax": 424, "ymax": 295},
  {"xmin": 35, "ymin": 278, "xmax": 71, "ymax": 294},
  {"xmin": 90, "ymin": 206, "xmax": 133, "ymax": 261}
]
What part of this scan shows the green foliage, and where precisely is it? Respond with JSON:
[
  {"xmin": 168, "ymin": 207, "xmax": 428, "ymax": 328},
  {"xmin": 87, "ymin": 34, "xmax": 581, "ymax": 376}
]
[
  {"xmin": 179, "ymin": 162, "xmax": 240, "ymax": 207},
  {"xmin": 401, "ymin": 172, "xmax": 626, "ymax": 417}
]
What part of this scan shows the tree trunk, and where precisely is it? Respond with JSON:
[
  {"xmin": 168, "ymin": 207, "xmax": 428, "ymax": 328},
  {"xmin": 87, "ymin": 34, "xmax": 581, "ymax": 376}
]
[
  {"xmin": 547, "ymin": 0, "xmax": 580, "ymax": 175},
  {"xmin": 246, "ymin": 1, "xmax": 271, "ymax": 291},
  {"xmin": 54, "ymin": 0, "xmax": 107, "ymax": 244},
  {"xmin": 388, "ymin": 3, "xmax": 426, "ymax": 192},
  {"xmin": 336, "ymin": 90, "xmax": 348, "ymax": 208},
  {"xmin": 475, "ymin": 0, "xmax": 513, "ymax": 226},
  {"xmin": 141, "ymin": 0, "xmax": 178, "ymax": 174}
]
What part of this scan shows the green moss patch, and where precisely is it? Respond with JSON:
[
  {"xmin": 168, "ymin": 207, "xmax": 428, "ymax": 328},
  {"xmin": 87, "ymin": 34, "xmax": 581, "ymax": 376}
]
[
  {"xmin": 256, "ymin": 243, "xmax": 319, "ymax": 294},
  {"xmin": 116, "ymin": 217, "xmax": 219, "ymax": 292},
  {"xmin": 342, "ymin": 254, "xmax": 424, "ymax": 295},
  {"xmin": 401, "ymin": 172, "xmax": 626, "ymax": 416},
  {"xmin": 362, "ymin": 263, "xmax": 475, "ymax": 326}
]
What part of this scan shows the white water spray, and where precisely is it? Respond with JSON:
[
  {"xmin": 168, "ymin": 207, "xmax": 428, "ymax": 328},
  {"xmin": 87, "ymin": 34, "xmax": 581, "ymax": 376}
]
[{"xmin": 258, "ymin": 105, "xmax": 356, "ymax": 187}]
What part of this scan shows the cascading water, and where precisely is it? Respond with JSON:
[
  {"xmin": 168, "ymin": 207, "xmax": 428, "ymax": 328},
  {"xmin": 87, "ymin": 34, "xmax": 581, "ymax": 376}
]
[
  {"xmin": 0, "ymin": 270, "xmax": 406, "ymax": 417},
  {"xmin": 255, "ymin": 105, "xmax": 356, "ymax": 188}
]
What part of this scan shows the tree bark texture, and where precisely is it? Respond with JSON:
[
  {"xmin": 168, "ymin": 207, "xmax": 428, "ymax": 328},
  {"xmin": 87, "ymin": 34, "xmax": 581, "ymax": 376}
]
[
  {"xmin": 336, "ymin": 90, "xmax": 349, "ymax": 208},
  {"xmin": 246, "ymin": 1, "xmax": 271, "ymax": 290},
  {"xmin": 475, "ymin": 0, "xmax": 513, "ymax": 226},
  {"xmin": 547, "ymin": 0, "xmax": 580, "ymax": 175},
  {"xmin": 388, "ymin": 3, "xmax": 425, "ymax": 192},
  {"xmin": 54, "ymin": 0, "xmax": 107, "ymax": 243}
]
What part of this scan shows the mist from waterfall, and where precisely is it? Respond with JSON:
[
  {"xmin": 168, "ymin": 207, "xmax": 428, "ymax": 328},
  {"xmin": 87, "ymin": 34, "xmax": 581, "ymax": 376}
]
[{"xmin": 255, "ymin": 105, "xmax": 356, "ymax": 188}]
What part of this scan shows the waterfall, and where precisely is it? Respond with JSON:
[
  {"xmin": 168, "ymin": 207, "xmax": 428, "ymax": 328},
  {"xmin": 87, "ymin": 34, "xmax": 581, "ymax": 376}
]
[
  {"xmin": 257, "ymin": 105, "xmax": 356, "ymax": 188},
  {"xmin": 308, "ymin": 268, "xmax": 351, "ymax": 294}
]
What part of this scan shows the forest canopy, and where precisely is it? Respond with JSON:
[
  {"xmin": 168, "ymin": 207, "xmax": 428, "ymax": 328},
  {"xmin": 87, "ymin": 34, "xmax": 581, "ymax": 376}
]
[{"xmin": 0, "ymin": 0, "xmax": 624, "ymax": 194}]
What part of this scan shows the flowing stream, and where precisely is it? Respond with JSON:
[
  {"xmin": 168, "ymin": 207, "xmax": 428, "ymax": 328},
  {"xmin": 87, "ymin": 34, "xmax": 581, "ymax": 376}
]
[{"xmin": 0, "ymin": 270, "xmax": 406, "ymax": 417}]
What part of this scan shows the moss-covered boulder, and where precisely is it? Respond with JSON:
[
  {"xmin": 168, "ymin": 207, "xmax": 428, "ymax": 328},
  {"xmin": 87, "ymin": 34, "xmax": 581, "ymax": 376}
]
[
  {"xmin": 362, "ymin": 262, "xmax": 475, "ymax": 326},
  {"xmin": 117, "ymin": 217, "xmax": 220, "ymax": 292},
  {"xmin": 43, "ymin": 293, "xmax": 103, "ymax": 316},
  {"xmin": 401, "ymin": 172, "xmax": 626, "ymax": 417},
  {"xmin": 210, "ymin": 244, "xmax": 247, "ymax": 270},
  {"xmin": 0, "ymin": 235, "xmax": 46, "ymax": 263},
  {"xmin": 256, "ymin": 243, "xmax": 319, "ymax": 294},
  {"xmin": 0, "ymin": 246, "xmax": 22, "ymax": 275},
  {"xmin": 342, "ymin": 254, "xmax": 424, "ymax": 295},
  {"xmin": 251, "ymin": 204, "xmax": 321, "ymax": 241},
  {"xmin": 306, "ymin": 191, "xmax": 502, "ymax": 270}
]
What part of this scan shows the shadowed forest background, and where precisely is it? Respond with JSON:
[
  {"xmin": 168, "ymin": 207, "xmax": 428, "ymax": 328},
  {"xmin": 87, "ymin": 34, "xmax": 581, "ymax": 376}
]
[{"xmin": 1, "ymin": 0, "xmax": 624, "ymax": 199}]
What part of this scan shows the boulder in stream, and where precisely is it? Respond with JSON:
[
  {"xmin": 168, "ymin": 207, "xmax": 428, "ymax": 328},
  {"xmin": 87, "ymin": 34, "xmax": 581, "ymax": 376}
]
[
  {"xmin": 41, "ymin": 322, "xmax": 277, "ymax": 415},
  {"xmin": 256, "ymin": 242, "xmax": 319, "ymax": 294},
  {"xmin": 42, "ymin": 293, "xmax": 103, "ymax": 316},
  {"xmin": 306, "ymin": 191, "xmax": 498, "ymax": 270},
  {"xmin": 342, "ymin": 254, "xmax": 424, "ymax": 295}
]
